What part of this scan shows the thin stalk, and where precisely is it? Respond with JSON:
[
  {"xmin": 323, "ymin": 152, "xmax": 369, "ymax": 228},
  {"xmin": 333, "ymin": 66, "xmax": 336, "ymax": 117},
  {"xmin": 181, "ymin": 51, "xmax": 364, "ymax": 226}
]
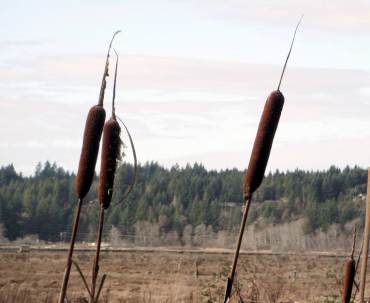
[
  {"xmin": 223, "ymin": 194, "xmax": 252, "ymax": 303},
  {"xmin": 90, "ymin": 204, "xmax": 105, "ymax": 303},
  {"xmin": 112, "ymin": 49, "xmax": 119, "ymax": 119},
  {"xmin": 116, "ymin": 116, "xmax": 138, "ymax": 203},
  {"xmin": 58, "ymin": 198, "xmax": 84, "ymax": 303},
  {"xmin": 356, "ymin": 241, "xmax": 364, "ymax": 274},
  {"xmin": 277, "ymin": 15, "xmax": 303, "ymax": 91},
  {"xmin": 71, "ymin": 259, "xmax": 92, "ymax": 298},
  {"xmin": 359, "ymin": 168, "xmax": 370, "ymax": 302},
  {"xmin": 94, "ymin": 274, "xmax": 107, "ymax": 303},
  {"xmin": 351, "ymin": 227, "xmax": 357, "ymax": 259},
  {"xmin": 98, "ymin": 30, "xmax": 121, "ymax": 106},
  {"xmin": 351, "ymin": 241, "xmax": 364, "ymax": 302}
]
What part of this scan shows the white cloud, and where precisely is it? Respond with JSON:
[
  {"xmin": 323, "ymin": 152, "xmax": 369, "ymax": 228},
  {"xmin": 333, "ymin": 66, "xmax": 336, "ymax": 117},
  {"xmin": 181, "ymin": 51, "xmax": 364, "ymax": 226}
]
[
  {"xmin": 1, "ymin": 38, "xmax": 370, "ymax": 175},
  {"xmin": 191, "ymin": 0, "xmax": 370, "ymax": 31}
]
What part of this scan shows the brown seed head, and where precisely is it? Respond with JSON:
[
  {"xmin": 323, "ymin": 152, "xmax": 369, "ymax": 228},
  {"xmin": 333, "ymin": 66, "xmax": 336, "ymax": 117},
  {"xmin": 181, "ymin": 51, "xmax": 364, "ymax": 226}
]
[
  {"xmin": 342, "ymin": 258, "xmax": 355, "ymax": 303},
  {"xmin": 76, "ymin": 105, "xmax": 106, "ymax": 199},
  {"xmin": 244, "ymin": 90, "xmax": 284, "ymax": 196},
  {"xmin": 98, "ymin": 118, "xmax": 122, "ymax": 209}
]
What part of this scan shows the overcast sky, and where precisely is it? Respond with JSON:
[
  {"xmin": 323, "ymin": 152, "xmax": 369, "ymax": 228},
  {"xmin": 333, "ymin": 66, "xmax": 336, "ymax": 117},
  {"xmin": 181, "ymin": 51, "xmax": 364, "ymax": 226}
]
[{"xmin": 1, "ymin": 0, "xmax": 370, "ymax": 175}]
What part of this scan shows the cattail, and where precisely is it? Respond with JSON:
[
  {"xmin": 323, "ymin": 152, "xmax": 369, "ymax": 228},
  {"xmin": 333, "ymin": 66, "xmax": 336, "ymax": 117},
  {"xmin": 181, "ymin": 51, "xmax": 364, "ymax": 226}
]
[
  {"xmin": 89, "ymin": 51, "xmax": 122, "ymax": 303},
  {"xmin": 76, "ymin": 105, "xmax": 106, "ymax": 199},
  {"xmin": 58, "ymin": 30, "xmax": 121, "ymax": 303},
  {"xmin": 342, "ymin": 258, "xmax": 355, "ymax": 303},
  {"xmin": 98, "ymin": 50, "xmax": 122, "ymax": 209},
  {"xmin": 243, "ymin": 16, "xmax": 302, "ymax": 197},
  {"xmin": 243, "ymin": 90, "xmax": 284, "ymax": 195},
  {"xmin": 75, "ymin": 31, "xmax": 120, "ymax": 200},
  {"xmin": 223, "ymin": 16, "xmax": 303, "ymax": 303},
  {"xmin": 342, "ymin": 228, "xmax": 357, "ymax": 303},
  {"xmin": 98, "ymin": 119, "xmax": 121, "ymax": 208}
]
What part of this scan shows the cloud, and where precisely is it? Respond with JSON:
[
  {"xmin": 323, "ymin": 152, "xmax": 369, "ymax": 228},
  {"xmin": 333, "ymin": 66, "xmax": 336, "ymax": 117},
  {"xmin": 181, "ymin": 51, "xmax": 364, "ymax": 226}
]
[
  {"xmin": 4, "ymin": 53, "xmax": 370, "ymax": 94},
  {"xmin": 190, "ymin": 0, "xmax": 370, "ymax": 31},
  {"xmin": 1, "ymin": 54, "xmax": 370, "ymax": 175},
  {"xmin": 0, "ymin": 40, "xmax": 46, "ymax": 48}
]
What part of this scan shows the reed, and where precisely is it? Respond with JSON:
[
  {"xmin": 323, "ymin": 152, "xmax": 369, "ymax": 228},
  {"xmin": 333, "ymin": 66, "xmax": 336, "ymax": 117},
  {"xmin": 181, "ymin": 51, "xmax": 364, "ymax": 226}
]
[
  {"xmin": 223, "ymin": 16, "xmax": 303, "ymax": 303},
  {"xmin": 90, "ymin": 51, "xmax": 123, "ymax": 303},
  {"xmin": 58, "ymin": 30, "xmax": 120, "ymax": 303}
]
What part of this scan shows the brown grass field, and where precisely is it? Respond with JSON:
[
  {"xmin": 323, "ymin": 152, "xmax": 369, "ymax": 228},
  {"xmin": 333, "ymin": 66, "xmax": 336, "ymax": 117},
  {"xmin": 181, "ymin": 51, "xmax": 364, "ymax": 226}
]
[{"xmin": 0, "ymin": 249, "xmax": 366, "ymax": 302}]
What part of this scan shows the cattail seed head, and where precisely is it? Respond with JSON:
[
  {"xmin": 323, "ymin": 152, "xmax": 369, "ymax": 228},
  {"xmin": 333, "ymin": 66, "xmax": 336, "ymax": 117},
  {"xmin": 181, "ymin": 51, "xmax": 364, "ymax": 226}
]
[
  {"xmin": 342, "ymin": 258, "xmax": 355, "ymax": 303},
  {"xmin": 244, "ymin": 90, "xmax": 284, "ymax": 196},
  {"xmin": 98, "ymin": 118, "xmax": 122, "ymax": 209},
  {"xmin": 76, "ymin": 105, "xmax": 106, "ymax": 199}
]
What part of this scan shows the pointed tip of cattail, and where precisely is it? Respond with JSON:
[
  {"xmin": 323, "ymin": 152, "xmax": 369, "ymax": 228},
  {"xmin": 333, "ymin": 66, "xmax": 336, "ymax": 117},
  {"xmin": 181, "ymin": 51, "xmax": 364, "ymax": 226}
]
[
  {"xmin": 277, "ymin": 15, "xmax": 303, "ymax": 91},
  {"xmin": 111, "ymin": 49, "xmax": 119, "ymax": 119},
  {"xmin": 98, "ymin": 31, "xmax": 121, "ymax": 107}
]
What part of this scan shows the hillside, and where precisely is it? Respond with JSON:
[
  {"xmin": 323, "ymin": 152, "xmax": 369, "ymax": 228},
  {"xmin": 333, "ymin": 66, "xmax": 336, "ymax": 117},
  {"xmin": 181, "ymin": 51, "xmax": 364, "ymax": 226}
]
[{"xmin": 0, "ymin": 162, "xmax": 366, "ymax": 245}]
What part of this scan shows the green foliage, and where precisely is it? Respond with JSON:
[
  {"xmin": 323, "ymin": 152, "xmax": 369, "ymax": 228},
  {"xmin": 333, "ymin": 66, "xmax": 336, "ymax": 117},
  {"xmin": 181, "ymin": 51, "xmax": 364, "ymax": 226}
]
[{"xmin": 0, "ymin": 162, "xmax": 366, "ymax": 240}]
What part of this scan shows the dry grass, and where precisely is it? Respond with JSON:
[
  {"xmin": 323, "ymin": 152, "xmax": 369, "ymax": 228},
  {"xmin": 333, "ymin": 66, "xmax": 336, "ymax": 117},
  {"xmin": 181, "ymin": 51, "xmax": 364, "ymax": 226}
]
[
  {"xmin": 0, "ymin": 250, "xmax": 360, "ymax": 302},
  {"xmin": 0, "ymin": 285, "xmax": 53, "ymax": 303}
]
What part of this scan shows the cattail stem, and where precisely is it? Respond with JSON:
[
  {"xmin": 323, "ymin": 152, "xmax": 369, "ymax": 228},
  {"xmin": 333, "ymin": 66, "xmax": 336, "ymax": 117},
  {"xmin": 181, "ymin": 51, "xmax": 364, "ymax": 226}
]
[
  {"xmin": 98, "ymin": 30, "xmax": 121, "ymax": 106},
  {"xmin": 90, "ymin": 204, "xmax": 105, "ymax": 303},
  {"xmin": 351, "ymin": 227, "xmax": 357, "ymax": 259},
  {"xmin": 351, "ymin": 241, "xmax": 364, "ymax": 302},
  {"xmin": 58, "ymin": 198, "xmax": 84, "ymax": 303},
  {"xmin": 94, "ymin": 274, "xmax": 107, "ymax": 303},
  {"xmin": 355, "ymin": 241, "xmax": 364, "ymax": 274},
  {"xmin": 277, "ymin": 15, "xmax": 303, "ymax": 91},
  {"xmin": 223, "ymin": 194, "xmax": 252, "ymax": 303},
  {"xmin": 112, "ymin": 50, "xmax": 119, "ymax": 119},
  {"xmin": 71, "ymin": 259, "xmax": 92, "ymax": 297},
  {"xmin": 359, "ymin": 168, "xmax": 370, "ymax": 302},
  {"xmin": 89, "ymin": 50, "xmax": 118, "ymax": 302}
]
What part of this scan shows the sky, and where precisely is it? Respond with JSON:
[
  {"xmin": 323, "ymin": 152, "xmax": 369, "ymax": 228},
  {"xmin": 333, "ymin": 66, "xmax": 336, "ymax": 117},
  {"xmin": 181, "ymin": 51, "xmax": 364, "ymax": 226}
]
[{"xmin": 1, "ymin": 0, "xmax": 370, "ymax": 175}]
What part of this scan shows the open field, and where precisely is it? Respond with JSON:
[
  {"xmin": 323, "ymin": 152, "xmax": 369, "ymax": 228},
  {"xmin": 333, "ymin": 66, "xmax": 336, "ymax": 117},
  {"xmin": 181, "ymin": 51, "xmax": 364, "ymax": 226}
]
[{"xmin": 0, "ymin": 248, "xmax": 365, "ymax": 302}]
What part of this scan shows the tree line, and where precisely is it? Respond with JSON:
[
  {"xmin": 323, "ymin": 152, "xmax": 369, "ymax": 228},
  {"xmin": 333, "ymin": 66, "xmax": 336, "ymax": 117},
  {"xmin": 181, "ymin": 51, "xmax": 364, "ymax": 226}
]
[{"xmin": 0, "ymin": 162, "xmax": 366, "ymax": 241}]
